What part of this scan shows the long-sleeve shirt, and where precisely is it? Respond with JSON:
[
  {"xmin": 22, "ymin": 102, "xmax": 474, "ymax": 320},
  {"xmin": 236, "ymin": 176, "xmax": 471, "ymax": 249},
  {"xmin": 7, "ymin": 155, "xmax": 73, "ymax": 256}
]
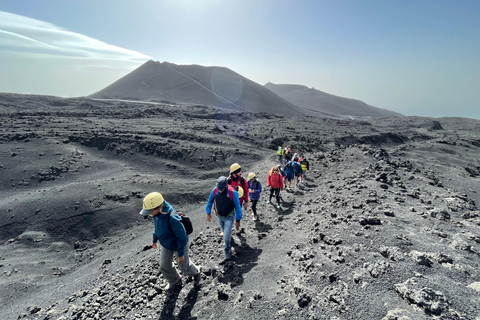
[{"xmin": 248, "ymin": 180, "xmax": 262, "ymax": 201}]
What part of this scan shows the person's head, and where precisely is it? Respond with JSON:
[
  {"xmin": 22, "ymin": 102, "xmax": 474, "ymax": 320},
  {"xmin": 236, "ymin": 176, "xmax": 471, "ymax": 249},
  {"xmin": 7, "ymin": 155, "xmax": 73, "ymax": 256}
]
[
  {"xmin": 139, "ymin": 192, "xmax": 165, "ymax": 218},
  {"xmin": 247, "ymin": 172, "xmax": 256, "ymax": 181},
  {"xmin": 271, "ymin": 166, "xmax": 279, "ymax": 174},
  {"xmin": 230, "ymin": 163, "xmax": 242, "ymax": 178},
  {"xmin": 216, "ymin": 176, "xmax": 228, "ymax": 191}
]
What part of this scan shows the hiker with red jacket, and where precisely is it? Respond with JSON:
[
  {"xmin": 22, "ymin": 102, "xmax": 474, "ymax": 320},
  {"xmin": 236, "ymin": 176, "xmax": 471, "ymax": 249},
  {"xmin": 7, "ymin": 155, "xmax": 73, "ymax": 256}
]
[
  {"xmin": 228, "ymin": 163, "xmax": 249, "ymax": 210},
  {"xmin": 206, "ymin": 176, "xmax": 242, "ymax": 263},
  {"xmin": 267, "ymin": 166, "xmax": 284, "ymax": 208}
]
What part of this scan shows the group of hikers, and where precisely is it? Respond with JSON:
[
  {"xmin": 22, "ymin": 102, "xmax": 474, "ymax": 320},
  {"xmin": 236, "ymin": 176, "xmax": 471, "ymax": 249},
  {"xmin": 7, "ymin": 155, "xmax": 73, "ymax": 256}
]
[{"xmin": 137, "ymin": 147, "xmax": 310, "ymax": 291}]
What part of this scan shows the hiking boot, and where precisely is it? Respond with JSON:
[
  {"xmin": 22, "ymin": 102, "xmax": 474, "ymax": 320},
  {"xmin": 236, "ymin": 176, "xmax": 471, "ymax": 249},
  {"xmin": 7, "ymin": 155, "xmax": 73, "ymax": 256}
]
[
  {"xmin": 266, "ymin": 200, "xmax": 271, "ymax": 204},
  {"xmin": 165, "ymin": 275, "xmax": 182, "ymax": 291},
  {"xmin": 252, "ymin": 213, "xmax": 258, "ymax": 221},
  {"xmin": 193, "ymin": 273, "xmax": 201, "ymax": 286},
  {"xmin": 277, "ymin": 204, "xmax": 282, "ymax": 209}
]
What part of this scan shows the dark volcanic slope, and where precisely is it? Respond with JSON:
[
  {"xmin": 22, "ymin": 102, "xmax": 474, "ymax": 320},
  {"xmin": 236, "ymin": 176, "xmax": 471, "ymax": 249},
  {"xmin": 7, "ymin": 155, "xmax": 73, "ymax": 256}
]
[
  {"xmin": 1, "ymin": 93, "xmax": 480, "ymax": 320},
  {"xmin": 89, "ymin": 60, "xmax": 308, "ymax": 117},
  {"xmin": 265, "ymin": 82, "xmax": 402, "ymax": 119}
]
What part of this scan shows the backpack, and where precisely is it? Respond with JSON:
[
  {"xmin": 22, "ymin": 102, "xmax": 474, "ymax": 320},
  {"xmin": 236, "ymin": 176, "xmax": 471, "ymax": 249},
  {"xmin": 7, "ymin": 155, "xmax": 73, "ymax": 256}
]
[{"xmin": 169, "ymin": 212, "xmax": 193, "ymax": 235}]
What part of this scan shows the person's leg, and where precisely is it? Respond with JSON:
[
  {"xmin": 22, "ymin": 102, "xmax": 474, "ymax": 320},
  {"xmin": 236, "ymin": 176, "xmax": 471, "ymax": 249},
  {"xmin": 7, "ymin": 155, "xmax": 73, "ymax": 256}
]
[
  {"xmin": 251, "ymin": 200, "xmax": 258, "ymax": 220},
  {"xmin": 275, "ymin": 188, "xmax": 281, "ymax": 205},
  {"xmin": 268, "ymin": 187, "xmax": 274, "ymax": 203},
  {"xmin": 220, "ymin": 216, "xmax": 234, "ymax": 259},
  {"xmin": 217, "ymin": 213, "xmax": 225, "ymax": 236},
  {"xmin": 160, "ymin": 245, "xmax": 180, "ymax": 283},
  {"xmin": 178, "ymin": 239, "xmax": 199, "ymax": 276}
]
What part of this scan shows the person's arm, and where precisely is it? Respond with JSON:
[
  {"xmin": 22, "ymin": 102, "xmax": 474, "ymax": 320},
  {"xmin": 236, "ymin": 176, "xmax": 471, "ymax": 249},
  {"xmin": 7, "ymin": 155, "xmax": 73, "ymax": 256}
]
[
  {"xmin": 152, "ymin": 231, "xmax": 158, "ymax": 249},
  {"xmin": 170, "ymin": 214, "xmax": 188, "ymax": 258},
  {"xmin": 205, "ymin": 188, "xmax": 215, "ymax": 215},
  {"xmin": 232, "ymin": 190, "xmax": 242, "ymax": 221},
  {"xmin": 243, "ymin": 179, "xmax": 249, "ymax": 203}
]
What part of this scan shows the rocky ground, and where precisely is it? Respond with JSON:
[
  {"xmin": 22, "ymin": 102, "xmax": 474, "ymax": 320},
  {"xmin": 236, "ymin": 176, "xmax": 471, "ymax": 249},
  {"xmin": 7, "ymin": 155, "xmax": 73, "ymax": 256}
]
[{"xmin": 1, "ymin": 93, "xmax": 480, "ymax": 319}]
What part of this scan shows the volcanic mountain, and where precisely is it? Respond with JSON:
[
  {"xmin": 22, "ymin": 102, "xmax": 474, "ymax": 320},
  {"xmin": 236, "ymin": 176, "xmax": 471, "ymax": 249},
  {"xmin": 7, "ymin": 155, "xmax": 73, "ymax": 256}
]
[
  {"xmin": 89, "ymin": 60, "xmax": 308, "ymax": 117},
  {"xmin": 264, "ymin": 82, "xmax": 402, "ymax": 119}
]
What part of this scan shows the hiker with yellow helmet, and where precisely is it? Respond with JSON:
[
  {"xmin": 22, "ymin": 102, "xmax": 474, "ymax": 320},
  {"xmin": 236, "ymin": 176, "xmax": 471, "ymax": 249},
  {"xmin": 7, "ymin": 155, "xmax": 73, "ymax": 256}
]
[
  {"xmin": 206, "ymin": 176, "xmax": 243, "ymax": 263},
  {"xmin": 139, "ymin": 192, "xmax": 200, "ymax": 290},
  {"xmin": 247, "ymin": 172, "xmax": 262, "ymax": 221},
  {"xmin": 228, "ymin": 163, "xmax": 249, "ymax": 233}
]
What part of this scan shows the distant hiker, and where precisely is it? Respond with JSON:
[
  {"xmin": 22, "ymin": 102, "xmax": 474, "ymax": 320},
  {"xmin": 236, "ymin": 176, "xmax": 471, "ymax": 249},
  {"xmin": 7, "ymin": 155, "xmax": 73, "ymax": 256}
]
[
  {"xmin": 293, "ymin": 152, "xmax": 300, "ymax": 163},
  {"xmin": 278, "ymin": 165, "xmax": 287, "ymax": 185},
  {"xmin": 139, "ymin": 192, "xmax": 200, "ymax": 290},
  {"xmin": 228, "ymin": 163, "xmax": 249, "ymax": 212},
  {"xmin": 206, "ymin": 176, "xmax": 243, "ymax": 263},
  {"xmin": 284, "ymin": 161, "xmax": 294, "ymax": 190},
  {"xmin": 267, "ymin": 166, "xmax": 284, "ymax": 208},
  {"xmin": 292, "ymin": 160, "xmax": 303, "ymax": 186},
  {"xmin": 247, "ymin": 172, "xmax": 262, "ymax": 221},
  {"xmin": 284, "ymin": 148, "xmax": 292, "ymax": 163},
  {"xmin": 277, "ymin": 146, "xmax": 284, "ymax": 164},
  {"xmin": 299, "ymin": 154, "xmax": 310, "ymax": 182}
]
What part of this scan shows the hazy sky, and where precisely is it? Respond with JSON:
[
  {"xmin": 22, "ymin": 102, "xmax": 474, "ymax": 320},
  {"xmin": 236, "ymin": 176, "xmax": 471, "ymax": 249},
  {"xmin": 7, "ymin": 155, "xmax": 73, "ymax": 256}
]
[{"xmin": 1, "ymin": 0, "xmax": 479, "ymax": 119}]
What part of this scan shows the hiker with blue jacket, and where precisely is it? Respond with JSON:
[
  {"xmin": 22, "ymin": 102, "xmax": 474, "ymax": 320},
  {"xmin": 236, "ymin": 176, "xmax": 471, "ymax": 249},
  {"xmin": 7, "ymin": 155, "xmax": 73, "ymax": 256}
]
[
  {"xmin": 140, "ymin": 192, "xmax": 200, "ymax": 290},
  {"xmin": 292, "ymin": 160, "xmax": 303, "ymax": 187},
  {"xmin": 206, "ymin": 176, "xmax": 242, "ymax": 263},
  {"xmin": 284, "ymin": 161, "xmax": 295, "ymax": 190}
]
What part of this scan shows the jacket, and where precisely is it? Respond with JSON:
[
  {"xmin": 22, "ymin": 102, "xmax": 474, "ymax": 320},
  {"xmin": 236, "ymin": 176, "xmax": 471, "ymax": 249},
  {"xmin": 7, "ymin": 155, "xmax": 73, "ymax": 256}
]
[
  {"xmin": 293, "ymin": 161, "xmax": 303, "ymax": 173},
  {"xmin": 206, "ymin": 187, "xmax": 242, "ymax": 221},
  {"xmin": 228, "ymin": 175, "xmax": 249, "ymax": 204},
  {"xmin": 268, "ymin": 172, "xmax": 284, "ymax": 190},
  {"xmin": 284, "ymin": 162, "xmax": 294, "ymax": 179},
  {"xmin": 247, "ymin": 179, "xmax": 262, "ymax": 201},
  {"xmin": 300, "ymin": 159, "xmax": 310, "ymax": 171},
  {"xmin": 152, "ymin": 201, "xmax": 188, "ymax": 257}
]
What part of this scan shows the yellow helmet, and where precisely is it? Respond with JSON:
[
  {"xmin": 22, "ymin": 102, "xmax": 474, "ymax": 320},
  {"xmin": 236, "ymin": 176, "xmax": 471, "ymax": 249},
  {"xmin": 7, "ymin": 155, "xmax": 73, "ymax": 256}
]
[
  {"xmin": 247, "ymin": 172, "xmax": 256, "ymax": 181},
  {"xmin": 139, "ymin": 192, "xmax": 164, "ymax": 216},
  {"xmin": 237, "ymin": 186, "xmax": 244, "ymax": 199},
  {"xmin": 230, "ymin": 163, "xmax": 241, "ymax": 173}
]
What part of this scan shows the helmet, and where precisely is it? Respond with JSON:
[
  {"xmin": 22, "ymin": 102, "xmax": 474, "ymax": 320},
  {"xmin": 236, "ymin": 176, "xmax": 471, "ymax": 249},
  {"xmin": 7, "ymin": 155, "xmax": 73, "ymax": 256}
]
[
  {"xmin": 247, "ymin": 172, "xmax": 256, "ymax": 181},
  {"xmin": 230, "ymin": 163, "xmax": 241, "ymax": 173},
  {"xmin": 139, "ymin": 192, "xmax": 164, "ymax": 216},
  {"xmin": 237, "ymin": 186, "xmax": 244, "ymax": 199}
]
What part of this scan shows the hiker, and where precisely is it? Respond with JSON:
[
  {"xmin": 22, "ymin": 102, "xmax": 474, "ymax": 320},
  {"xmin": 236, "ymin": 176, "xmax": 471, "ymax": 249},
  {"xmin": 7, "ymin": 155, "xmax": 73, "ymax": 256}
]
[
  {"xmin": 292, "ymin": 152, "xmax": 300, "ymax": 163},
  {"xmin": 228, "ymin": 163, "xmax": 249, "ymax": 211},
  {"xmin": 277, "ymin": 146, "xmax": 284, "ymax": 164},
  {"xmin": 206, "ymin": 176, "xmax": 242, "ymax": 262},
  {"xmin": 267, "ymin": 166, "xmax": 284, "ymax": 208},
  {"xmin": 139, "ymin": 192, "xmax": 200, "ymax": 290},
  {"xmin": 299, "ymin": 154, "xmax": 310, "ymax": 182},
  {"xmin": 247, "ymin": 172, "xmax": 262, "ymax": 221},
  {"xmin": 284, "ymin": 148, "xmax": 292, "ymax": 163},
  {"xmin": 292, "ymin": 160, "xmax": 303, "ymax": 186},
  {"xmin": 284, "ymin": 161, "xmax": 294, "ymax": 190}
]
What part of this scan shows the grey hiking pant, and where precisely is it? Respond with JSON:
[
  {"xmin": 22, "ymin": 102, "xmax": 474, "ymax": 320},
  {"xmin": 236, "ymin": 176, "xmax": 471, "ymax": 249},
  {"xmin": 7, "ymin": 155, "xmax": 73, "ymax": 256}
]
[{"xmin": 160, "ymin": 240, "xmax": 198, "ymax": 284}]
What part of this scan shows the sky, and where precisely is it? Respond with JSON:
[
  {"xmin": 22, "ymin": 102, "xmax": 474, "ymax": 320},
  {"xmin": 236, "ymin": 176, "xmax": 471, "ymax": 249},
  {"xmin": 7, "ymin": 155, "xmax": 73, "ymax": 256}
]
[{"xmin": 0, "ymin": 0, "xmax": 479, "ymax": 119}]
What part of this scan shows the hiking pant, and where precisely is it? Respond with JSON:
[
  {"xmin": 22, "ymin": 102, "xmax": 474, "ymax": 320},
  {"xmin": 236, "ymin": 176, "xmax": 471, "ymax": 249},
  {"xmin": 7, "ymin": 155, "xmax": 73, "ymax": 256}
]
[
  {"xmin": 251, "ymin": 200, "xmax": 258, "ymax": 216},
  {"xmin": 269, "ymin": 187, "xmax": 281, "ymax": 204},
  {"xmin": 160, "ymin": 240, "xmax": 198, "ymax": 284},
  {"xmin": 217, "ymin": 214, "xmax": 234, "ymax": 259}
]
